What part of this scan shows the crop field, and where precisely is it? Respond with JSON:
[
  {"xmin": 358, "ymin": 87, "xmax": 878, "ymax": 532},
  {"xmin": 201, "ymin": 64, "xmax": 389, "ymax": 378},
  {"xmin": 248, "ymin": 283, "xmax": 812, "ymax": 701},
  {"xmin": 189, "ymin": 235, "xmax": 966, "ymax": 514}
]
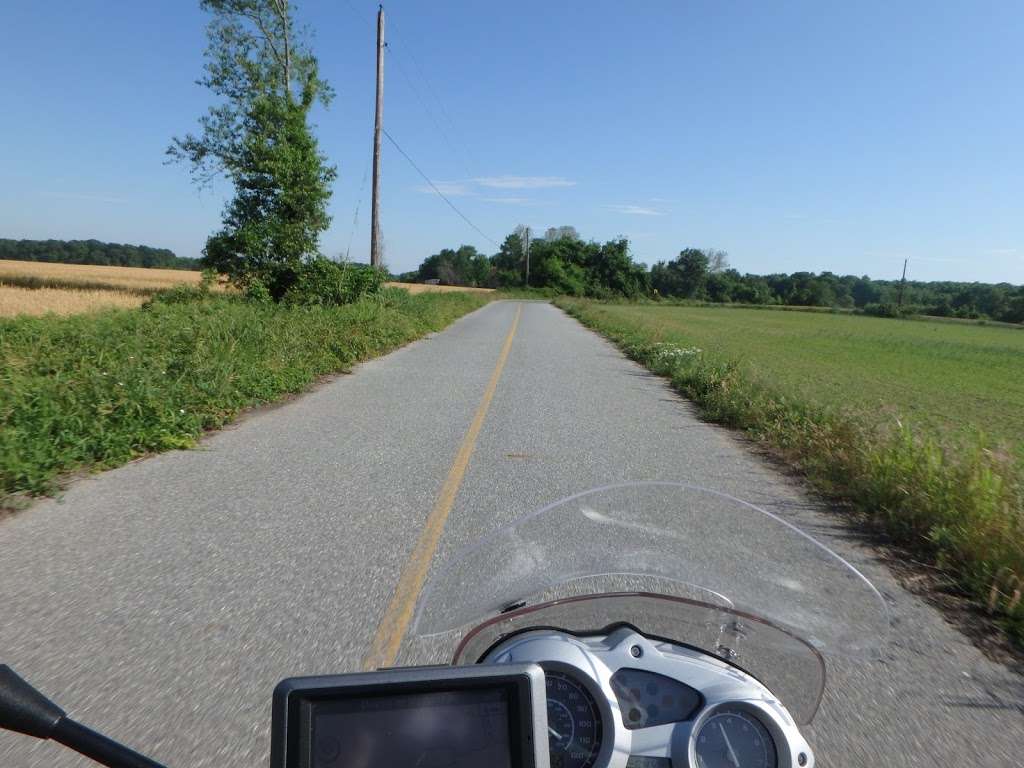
[
  {"xmin": 0, "ymin": 259, "xmax": 206, "ymax": 293},
  {"xmin": 0, "ymin": 262, "xmax": 493, "ymax": 317},
  {"xmin": 384, "ymin": 281, "xmax": 494, "ymax": 294},
  {"xmin": 579, "ymin": 303, "xmax": 1024, "ymax": 450},
  {"xmin": 0, "ymin": 284, "xmax": 147, "ymax": 317},
  {"xmin": 558, "ymin": 299, "xmax": 1024, "ymax": 644},
  {"xmin": 0, "ymin": 260, "xmax": 213, "ymax": 317}
]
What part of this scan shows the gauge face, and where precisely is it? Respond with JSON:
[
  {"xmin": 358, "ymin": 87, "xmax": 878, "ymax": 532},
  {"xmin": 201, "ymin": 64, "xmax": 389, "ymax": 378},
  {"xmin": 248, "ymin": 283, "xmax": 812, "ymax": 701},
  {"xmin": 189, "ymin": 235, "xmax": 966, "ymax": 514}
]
[
  {"xmin": 694, "ymin": 709, "xmax": 777, "ymax": 768},
  {"xmin": 545, "ymin": 670, "xmax": 603, "ymax": 768}
]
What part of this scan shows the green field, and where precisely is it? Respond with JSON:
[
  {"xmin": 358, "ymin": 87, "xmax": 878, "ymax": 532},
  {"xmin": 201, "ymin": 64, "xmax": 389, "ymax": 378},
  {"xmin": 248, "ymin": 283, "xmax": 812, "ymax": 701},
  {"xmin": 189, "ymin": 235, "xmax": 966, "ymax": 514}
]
[
  {"xmin": 577, "ymin": 304, "xmax": 1024, "ymax": 451},
  {"xmin": 558, "ymin": 299, "xmax": 1024, "ymax": 645}
]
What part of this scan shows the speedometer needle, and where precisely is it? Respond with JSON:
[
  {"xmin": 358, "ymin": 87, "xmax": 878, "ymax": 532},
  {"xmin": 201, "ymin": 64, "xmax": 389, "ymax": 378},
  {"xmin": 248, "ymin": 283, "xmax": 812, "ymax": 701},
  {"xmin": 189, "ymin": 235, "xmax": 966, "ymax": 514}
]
[
  {"xmin": 719, "ymin": 723, "xmax": 741, "ymax": 768},
  {"xmin": 548, "ymin": 727, "xmax": 563, "ymax": 740}
]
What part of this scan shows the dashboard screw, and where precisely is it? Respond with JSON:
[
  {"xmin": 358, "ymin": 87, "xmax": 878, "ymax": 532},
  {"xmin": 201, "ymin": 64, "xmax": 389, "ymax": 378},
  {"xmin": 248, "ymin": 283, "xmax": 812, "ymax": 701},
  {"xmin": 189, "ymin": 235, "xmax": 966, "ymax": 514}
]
[
  {"xmin": 629, "ymin": 645, "xmax": 642, "ymax": 658},
  {"xmin": 798, "ymin": 753, "xmax": 807, "ymax": 766}
]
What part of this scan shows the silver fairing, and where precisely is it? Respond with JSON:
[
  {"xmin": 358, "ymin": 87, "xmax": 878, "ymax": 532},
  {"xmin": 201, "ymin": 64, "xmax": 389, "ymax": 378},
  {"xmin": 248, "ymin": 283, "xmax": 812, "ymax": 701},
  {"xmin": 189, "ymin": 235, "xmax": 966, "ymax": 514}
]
[{"xmin": 484, "ymin": 627, "xmax": 814, "ymax": 768}]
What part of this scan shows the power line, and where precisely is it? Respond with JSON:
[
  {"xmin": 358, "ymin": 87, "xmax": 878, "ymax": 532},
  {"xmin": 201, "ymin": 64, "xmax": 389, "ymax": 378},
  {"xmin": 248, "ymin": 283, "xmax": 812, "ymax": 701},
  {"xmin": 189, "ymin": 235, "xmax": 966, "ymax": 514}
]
[
  {"xmin": 384, "ymin": 16, "xmax": 478, "ymax": 179},
  {"xmin": 341, "ymin": 0, "xmax": 375, "ymax": 28},
  {"xmin": 344, "ymin": 141, "xmax": 373, "ymax": 262},
  {"xmin": 385, "ymin": 45, "xmax": 474, "ymax": 180},
  {"xmin": 383, "ymin": 128, "xmax": 498, "ymax": 248}
]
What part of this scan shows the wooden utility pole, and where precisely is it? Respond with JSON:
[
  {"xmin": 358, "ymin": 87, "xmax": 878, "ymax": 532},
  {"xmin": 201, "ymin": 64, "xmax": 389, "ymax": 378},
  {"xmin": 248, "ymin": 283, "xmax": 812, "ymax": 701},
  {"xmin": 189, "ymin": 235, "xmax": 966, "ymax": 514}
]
[
  {"xmin": 370, "ymin": 5, "xmax": 385, "ymax": 268},
  {"xmin": 524, "ymin": 226, "xmax": 531, "ymax": 287},
  {"xmin": 897, "ymin": 258, "xmax": 908, "ymax": 309}
]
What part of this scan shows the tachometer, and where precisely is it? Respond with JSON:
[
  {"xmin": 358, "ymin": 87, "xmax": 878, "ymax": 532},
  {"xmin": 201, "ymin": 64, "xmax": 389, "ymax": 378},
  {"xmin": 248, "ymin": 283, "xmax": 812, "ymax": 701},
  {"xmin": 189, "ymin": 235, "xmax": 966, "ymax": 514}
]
[
  {"xmin": 694, "ymin": 708, "xmax": 777, "ymax": 768},
  {"xmin": 545, "ymin": 670, "xmax": 603, "ymax": 768}
]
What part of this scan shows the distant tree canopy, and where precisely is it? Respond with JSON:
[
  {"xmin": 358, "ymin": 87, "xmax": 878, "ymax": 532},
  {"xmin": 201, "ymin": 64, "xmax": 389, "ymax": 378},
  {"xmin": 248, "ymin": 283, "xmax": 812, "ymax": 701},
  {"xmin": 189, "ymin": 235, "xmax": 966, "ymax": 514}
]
[
  {"xmin": 0, "ymin": 239, "xmax": 200, "ymax": 270},
  {"xmin": 651, "ymin": 250, "xmax": 1024, "ymax": 324},
  {"xmin": 404, "ymin": 229, "xmax": 1024, "ymax": 324},
  {"xmin": 406, "ymin": 229, "xmax": 649, "ymax": 298}
]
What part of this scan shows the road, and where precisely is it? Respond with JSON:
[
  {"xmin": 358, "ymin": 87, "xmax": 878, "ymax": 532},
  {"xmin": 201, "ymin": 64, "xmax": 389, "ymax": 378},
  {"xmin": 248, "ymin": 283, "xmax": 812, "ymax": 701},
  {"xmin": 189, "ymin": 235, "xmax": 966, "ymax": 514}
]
[{"xmin": 1, "ymin": 300, "xmax": 1021, "ymax": 767}]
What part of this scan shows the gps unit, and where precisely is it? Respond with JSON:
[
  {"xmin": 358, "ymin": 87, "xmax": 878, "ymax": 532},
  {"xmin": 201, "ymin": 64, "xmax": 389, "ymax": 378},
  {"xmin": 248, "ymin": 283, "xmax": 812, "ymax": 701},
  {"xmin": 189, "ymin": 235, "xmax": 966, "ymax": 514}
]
[{"xmin": 271, "ymin": 664, "xmax": 549, "ymax": 768}]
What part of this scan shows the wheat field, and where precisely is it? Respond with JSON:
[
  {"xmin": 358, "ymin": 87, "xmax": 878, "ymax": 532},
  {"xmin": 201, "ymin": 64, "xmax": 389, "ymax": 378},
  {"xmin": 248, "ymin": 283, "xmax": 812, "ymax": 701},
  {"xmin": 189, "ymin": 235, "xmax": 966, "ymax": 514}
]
[
  {"xmin": 0, "ymin": 260, "xmax": 206, "ymax": 293},
  {"xmin": 384, "ymin": 281, "xmax": 494, "ymax": 294},
  {"xmin": 0, "ymin": 284, "xmax": 147, "ymax": 317},
  {"xmin": 0, "ymin": 262, "xmax": 492, "ymax": 317}
]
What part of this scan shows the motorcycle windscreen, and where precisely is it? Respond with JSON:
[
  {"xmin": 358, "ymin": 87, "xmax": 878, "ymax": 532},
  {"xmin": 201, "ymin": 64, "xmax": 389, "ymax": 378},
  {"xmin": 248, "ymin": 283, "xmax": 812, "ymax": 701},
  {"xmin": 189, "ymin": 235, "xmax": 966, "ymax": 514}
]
[{"xmin": 411, "ymin": 482, "xmax": 889, "ymax": 724}]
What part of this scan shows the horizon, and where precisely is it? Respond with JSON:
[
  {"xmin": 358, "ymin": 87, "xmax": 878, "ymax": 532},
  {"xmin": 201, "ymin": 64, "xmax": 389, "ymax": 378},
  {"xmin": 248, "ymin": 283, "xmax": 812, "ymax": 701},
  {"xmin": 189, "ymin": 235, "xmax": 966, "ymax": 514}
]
[{"xmin": 2, "ymin": 1, "xmax": 1022, "ymax": 284}]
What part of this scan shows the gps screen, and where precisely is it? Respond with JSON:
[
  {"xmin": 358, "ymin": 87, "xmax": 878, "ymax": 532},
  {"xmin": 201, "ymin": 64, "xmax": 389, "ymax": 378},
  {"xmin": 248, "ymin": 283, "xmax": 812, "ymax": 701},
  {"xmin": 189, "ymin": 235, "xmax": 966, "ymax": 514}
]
[{"xmin": 308, "ymin": 687, "xmax": 513, "ymax": 768}]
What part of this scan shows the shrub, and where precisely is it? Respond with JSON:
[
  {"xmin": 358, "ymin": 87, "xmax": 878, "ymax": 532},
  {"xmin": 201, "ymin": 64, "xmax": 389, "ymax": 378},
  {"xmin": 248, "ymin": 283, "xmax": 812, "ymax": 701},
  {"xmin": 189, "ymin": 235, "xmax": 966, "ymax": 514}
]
[{"xmin": 280, "ymin": 258, "xmax": 385, "ymax": 306}]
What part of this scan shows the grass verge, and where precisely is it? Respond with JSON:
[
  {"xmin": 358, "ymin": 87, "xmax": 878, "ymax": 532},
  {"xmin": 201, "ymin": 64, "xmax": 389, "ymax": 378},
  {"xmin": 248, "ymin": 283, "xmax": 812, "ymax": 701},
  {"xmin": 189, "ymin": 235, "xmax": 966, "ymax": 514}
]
[
  {"xmin": 557, "ymin": 297, "xmax": 1024, "ymax": 647},
  {"xmin": 1, "ymin": 289, "xmax": 489, "ymax": 506}
]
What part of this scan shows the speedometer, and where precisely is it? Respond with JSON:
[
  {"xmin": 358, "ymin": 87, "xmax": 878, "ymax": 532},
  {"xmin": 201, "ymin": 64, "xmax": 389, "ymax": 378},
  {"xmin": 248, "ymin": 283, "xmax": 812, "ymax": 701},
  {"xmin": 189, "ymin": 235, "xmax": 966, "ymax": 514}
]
[
  {"xmin": 545, "ymin": 670, "xmax": 603, "ymax": 768},
  {"xmin": 694, "ymin": 709, "xmax": 777, "ymax": 768}
]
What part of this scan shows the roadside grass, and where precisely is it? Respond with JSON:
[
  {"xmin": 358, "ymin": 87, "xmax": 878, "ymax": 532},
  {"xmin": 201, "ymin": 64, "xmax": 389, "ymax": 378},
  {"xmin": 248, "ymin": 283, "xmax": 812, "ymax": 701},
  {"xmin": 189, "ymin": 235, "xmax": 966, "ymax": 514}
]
[
  {"xmin": 557, "ymin": 298, "xmax": 1024, "ymax": 647},
  {"xmin": 1, "ymin": 289, "xmax": 489, "ymax": 506},
  {"xmin": 0, "ymin": 283, "xmax": 148, "ymax": 317}
]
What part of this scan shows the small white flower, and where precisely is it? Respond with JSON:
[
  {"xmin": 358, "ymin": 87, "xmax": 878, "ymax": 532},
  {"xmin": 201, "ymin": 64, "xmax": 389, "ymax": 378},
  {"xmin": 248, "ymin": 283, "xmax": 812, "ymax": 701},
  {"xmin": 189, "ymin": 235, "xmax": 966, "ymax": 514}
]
[{"xmin": 179, "ymin": 409, "xmax": 186, "ymax": 414}]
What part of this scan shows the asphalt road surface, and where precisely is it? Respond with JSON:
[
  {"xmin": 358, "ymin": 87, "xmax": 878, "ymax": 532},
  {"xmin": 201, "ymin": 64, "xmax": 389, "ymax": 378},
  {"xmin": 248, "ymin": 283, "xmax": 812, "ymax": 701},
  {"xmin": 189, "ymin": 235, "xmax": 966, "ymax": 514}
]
[{"xmin": 1, "ymin": 301, "xmax": 1021, "ymax": 767}]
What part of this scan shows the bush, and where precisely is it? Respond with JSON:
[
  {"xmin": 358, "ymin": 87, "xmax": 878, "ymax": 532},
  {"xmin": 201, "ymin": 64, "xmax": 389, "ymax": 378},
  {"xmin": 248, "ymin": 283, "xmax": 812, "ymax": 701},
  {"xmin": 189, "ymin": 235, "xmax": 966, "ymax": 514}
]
[
  {"xmin": 861, "ymin": 302, "xmax": 915, "ymax": 318},
  {"xmin": 280, "ymin": 258, "xmax": 385, "ymax": 306}
]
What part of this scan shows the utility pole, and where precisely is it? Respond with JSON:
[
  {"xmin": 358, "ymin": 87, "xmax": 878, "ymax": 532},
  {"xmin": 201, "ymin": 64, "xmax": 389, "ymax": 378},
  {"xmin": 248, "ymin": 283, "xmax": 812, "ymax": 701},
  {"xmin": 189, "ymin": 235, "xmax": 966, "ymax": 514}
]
[
  {"xmin": 369, "ymin": 5, "xmax": 385, "ymax": 268},
  {"xmin": 896, "ymin": 258, "xmax": 908, "ymax": 309},
  {"xmin": 523, "ymin": 226, "xmax": 531, "ymax": 287}
]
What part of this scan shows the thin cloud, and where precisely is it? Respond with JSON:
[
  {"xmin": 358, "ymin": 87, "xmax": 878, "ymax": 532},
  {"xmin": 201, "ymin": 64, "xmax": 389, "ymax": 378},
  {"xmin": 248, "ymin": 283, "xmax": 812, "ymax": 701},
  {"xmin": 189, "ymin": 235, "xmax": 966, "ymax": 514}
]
[
  {"xmin": 473, "ymin": 176, "xmax": 576, "ymax": 189},
  {"xmin": 481, "ymin": 197, "xmax": 537, "ymax": 205},
  {"xmin": 648, "ymin": 197, "xmax": 678, "ymax": 204},
  {"xmin": 783, "ymin": 213, "xmax": 809, "ymax": 220},
  {"xmin": 603, "ymin": 204, "xmax": 666, "ymax": 216},
  {"xmin": 415, "ymin": 181, "xmax": 472, "ymax": 196},
  {"xmin": 46, "ymin": 192, "xmax": 129, "ymax": 204},
  {"xmin": 986, "ymin": 248, "xmax": 1018, "ymax": 255}
]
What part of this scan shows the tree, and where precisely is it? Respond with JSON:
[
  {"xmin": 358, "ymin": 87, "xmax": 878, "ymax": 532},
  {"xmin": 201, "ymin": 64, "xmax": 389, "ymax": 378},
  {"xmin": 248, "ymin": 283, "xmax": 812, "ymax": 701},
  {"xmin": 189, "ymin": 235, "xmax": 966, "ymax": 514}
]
[
  {"xmin": 544, "ymin": 226, "xmax": 580, "ymax": 242},
  {"xmin": 416, "ymin": 245, "xmax": 493, "ymax": 287},
  {"xmin": 705, "ymin": 248, "xmax": 730, "ymax": 273},
  {"xmin": 168, "ymin": 0, "xmax": 336, "ymax": 295},
  {"xmin": 492, "ymin": 231, "xmax": 525, "ymax": 285},
  {"xmin": 677, "ymin": 249, "xmax": 710, "ymax": 298}
]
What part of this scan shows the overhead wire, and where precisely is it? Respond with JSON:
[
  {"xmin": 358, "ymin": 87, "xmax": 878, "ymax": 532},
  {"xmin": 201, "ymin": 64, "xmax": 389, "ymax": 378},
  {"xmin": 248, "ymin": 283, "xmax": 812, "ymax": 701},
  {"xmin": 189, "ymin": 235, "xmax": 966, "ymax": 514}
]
[
  {"xmin": 337, "ymin": 2, "xmax": 497, "ymax": 248},
  {"xmin": 384, "ymin": 13, "xmax": 479, "ymax": 179},
  {"xmin": 344, "ymin": 143, "xmax": 373, "ymax": 262},
  {"xmin": 383, "ymin": 128, "xmax": 499, "ymax": 248}
]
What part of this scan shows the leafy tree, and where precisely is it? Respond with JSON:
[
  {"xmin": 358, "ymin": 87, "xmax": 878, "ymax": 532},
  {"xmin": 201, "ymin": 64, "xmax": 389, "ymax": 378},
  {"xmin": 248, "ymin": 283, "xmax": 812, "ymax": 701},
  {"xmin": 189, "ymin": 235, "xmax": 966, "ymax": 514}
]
[
  {"xmin": 0, "ymin": 239, "xmax": 199, "ymax": 269},
  {"xmin": 544, "ymin": 226, "xmax": 580, "ymax": 242},
  {"xmin": 416, "ymin": 245, "xmax": 493, "ymax": 287},
  {"xmin": 492, "ymin": 231, "xmax": 525, "ymax": 285},
  {"xmin": 677, "ymin": 249, "xmax": 709, "ymax": 298},
  {"xmin": 584, "ymin": 238, "xmax": 649, "ymax": 298},
  {"xmin": 168, "ymin": 0, "xmax": 336, "ymax": 296}
]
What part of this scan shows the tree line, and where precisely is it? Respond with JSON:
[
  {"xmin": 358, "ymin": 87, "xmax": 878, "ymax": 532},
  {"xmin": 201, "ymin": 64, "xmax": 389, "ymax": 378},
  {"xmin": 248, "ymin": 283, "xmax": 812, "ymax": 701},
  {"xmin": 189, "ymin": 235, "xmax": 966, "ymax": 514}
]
[
  {"xmin": 399, "ymin": 229, "xmax": 1024, "ymax": 324},
  {"xmin": 0, "ymin": 239, "xmax": 201, "ymax": 270}
]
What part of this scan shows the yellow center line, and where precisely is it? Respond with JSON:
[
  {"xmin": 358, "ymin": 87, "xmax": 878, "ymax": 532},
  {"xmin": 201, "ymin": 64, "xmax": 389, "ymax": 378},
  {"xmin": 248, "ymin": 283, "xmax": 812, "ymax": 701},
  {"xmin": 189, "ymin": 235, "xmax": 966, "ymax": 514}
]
[{"xmin": 362, "ymin": 302, "xmax": 523, "ymax": 670}]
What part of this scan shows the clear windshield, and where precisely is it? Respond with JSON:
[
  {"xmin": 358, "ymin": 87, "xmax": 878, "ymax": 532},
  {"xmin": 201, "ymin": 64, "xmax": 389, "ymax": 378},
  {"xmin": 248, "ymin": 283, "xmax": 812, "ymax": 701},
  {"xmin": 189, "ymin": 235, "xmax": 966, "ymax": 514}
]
[{"xmin": 412, "ymin": 482, "xmax": 889, "ymax": 723}]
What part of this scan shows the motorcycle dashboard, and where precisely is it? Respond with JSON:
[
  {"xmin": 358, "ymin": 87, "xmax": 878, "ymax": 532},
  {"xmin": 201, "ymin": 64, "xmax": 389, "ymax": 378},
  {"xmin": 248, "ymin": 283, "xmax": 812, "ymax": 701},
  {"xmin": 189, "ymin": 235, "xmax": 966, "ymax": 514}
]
[{"xmin": 270, "ymin": 664, "xmax": 550, "ymax": 768}]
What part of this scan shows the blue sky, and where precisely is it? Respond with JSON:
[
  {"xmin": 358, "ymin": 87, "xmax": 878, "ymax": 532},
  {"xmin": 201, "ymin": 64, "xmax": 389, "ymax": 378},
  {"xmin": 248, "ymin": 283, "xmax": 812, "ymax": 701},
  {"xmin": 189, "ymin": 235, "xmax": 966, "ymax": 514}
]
[{"xmin": 2, "ymin": 1, "xmax": 1022, "ymax": 283}]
